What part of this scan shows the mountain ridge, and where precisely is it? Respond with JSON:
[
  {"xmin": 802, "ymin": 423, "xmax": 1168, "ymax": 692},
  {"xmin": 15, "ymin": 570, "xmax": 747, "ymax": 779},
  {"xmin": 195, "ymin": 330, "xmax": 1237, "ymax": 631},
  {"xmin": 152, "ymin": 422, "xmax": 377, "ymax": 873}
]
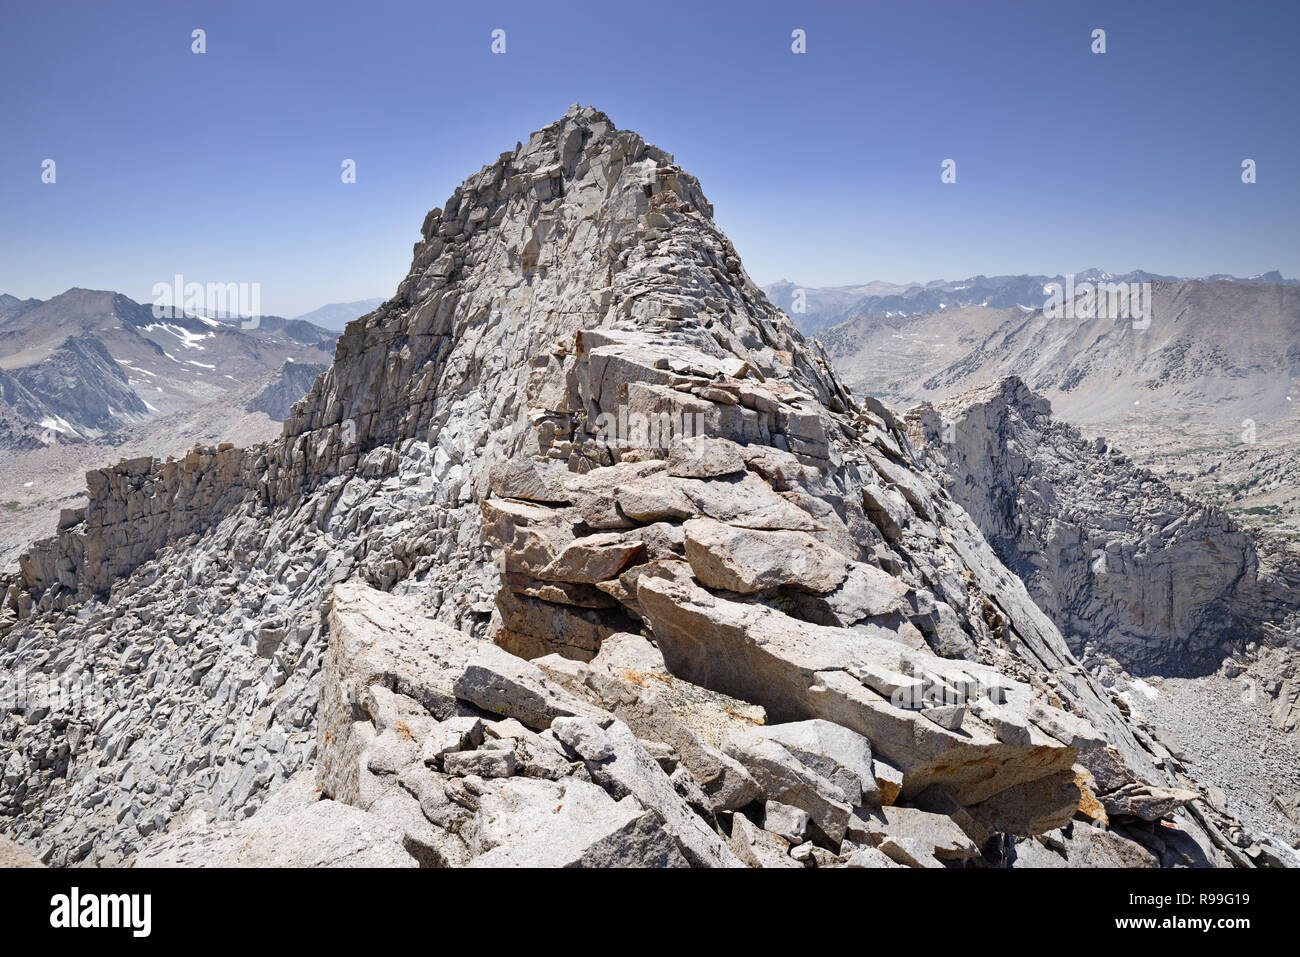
[
  {"xmin": 768, "ymin": 270, "xmax": 1299, "ymax": 336},
  {"xmin": 817, "ymin": 278, "xmax": 1300, "ymax": 426},
  {"xmin": 0, "ymin": 106, "xmax": 1269, "ymax": 868},
  {"xmin": 0, "ymin": 288, "xmax": 338, "ymax": 446}
]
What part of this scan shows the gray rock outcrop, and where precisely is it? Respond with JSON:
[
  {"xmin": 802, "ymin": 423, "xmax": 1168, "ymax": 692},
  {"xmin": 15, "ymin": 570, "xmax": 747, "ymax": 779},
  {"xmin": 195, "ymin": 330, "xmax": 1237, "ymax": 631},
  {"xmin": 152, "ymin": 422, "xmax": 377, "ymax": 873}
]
[
  {"xmin": 0, "ymin": 107, "xmax": 1263, "ymax": 867},
  {"xmin": 906, "ymin": 376, "xmax": 1299, "ymax": 676}
]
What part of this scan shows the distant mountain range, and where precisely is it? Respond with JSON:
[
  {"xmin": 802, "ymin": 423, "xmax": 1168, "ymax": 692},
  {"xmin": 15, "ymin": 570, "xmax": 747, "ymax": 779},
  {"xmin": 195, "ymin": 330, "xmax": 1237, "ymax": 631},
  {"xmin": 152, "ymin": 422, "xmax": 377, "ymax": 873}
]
[
  {"xmin": 289, "ymin": 297, "xmax": 386, "ymax": 331},
  {"xmin": 766, "ymin": 270, "xmax": 1299, "ymax": 335},
  {"xmin": 816, "ymin": 277, "xmax": 1300, "ymax": 425},
  {"xmin": 0, "ymin": 288, "xmax": 338, "ymax": 448}
]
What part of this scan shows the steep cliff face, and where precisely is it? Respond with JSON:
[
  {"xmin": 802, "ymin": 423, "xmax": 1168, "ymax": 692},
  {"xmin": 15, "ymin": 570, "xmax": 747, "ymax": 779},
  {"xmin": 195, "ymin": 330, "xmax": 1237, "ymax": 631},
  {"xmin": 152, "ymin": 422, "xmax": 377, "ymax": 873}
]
[
  {"xmin": 0, "ymin": 107, "xmax": 1259, "ymax": 867},
  {"xmin": 906, "ymin": 377, "xmax": 1297, "ymax": 677}
]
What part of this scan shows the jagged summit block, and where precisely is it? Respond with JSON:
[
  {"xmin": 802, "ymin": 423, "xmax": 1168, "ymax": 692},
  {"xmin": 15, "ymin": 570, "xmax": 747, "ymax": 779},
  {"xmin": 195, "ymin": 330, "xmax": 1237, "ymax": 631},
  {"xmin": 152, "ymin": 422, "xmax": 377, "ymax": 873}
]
[
  {"xmin": 271, "ymin": 103, "xmax": 849, "ymax": 496},
  {"xmin": 0, "ymin": 107, "xmax": 1239, "ymax": 867}
]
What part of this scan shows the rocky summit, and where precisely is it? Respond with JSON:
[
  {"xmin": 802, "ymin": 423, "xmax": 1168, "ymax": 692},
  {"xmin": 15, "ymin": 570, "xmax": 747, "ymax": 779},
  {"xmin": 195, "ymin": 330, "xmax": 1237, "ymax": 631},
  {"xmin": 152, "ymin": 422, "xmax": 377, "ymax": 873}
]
[{"xmin": 0, "ymin": 106, "xmax": 1278, "ymax": 868}]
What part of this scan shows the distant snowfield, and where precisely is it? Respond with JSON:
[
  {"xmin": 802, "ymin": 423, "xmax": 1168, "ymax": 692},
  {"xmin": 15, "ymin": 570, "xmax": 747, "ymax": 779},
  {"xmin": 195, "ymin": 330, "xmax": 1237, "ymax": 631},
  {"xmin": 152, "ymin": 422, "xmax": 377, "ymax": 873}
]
[
  {"xmin": 38, "ymin": 415, "xmax": 74, "ymax": 434},
  {"xmin": 142, "ymin": 323, "xmax": 214, "ymax": 349}
]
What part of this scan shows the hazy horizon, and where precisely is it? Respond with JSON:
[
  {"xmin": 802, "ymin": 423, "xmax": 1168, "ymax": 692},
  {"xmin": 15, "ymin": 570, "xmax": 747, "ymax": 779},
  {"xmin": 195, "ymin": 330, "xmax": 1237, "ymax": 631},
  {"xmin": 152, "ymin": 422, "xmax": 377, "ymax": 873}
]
[
  {"xmin": 4, "ymin": 0, "xmax": 1298, "ymax": 315},
  {"xmin": 8, "ymin": 264, "xmax": 1300, "ymax": 327}
]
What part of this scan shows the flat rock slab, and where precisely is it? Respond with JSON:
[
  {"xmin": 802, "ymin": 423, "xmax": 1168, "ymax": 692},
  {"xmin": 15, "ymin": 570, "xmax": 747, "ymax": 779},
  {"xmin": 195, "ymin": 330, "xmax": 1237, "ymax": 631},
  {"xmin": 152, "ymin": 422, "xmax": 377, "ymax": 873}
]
[
  {"xmin": 540, "ymin": 532, "xmax": 645, "ymax": 584},
  {"xmin": 138, "ymin": 799, "xmax": 418, "ymax": 868},
  {"xmin": 453, "ymin": 642, "xmax": 605, "ymax": 730},
  {"xmin": 637, "ymin": 575, "xmax": 1080, "ymax": 819},
  {"xmin": 1102, "ymin": 783, "xmax": 1200, "ymax": 822},
  {"xmin": 667, "ymin": 436, "xmax": 748, "ymax": 478},
  {"xmin": 683, "ymin": 518, "xmax": 848, "ymax": 594},
  {"xmin": 848, "ymin": 805, "xmax": 980, "ymax": 861},
  {"xmin": 465, "ymin": 776, "xmax": 688, "ymax": 868}
]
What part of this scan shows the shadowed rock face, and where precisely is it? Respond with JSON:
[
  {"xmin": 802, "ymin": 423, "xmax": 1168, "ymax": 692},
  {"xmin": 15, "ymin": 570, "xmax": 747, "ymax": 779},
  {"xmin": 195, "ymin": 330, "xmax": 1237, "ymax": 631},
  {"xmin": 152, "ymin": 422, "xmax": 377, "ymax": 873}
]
[
  {"xmin": 0, "ymin": 335, "xmax": 150, "ymax": 443},
  {"xmin": 245, "ymin": 361, "xmax": 328, "ymax": 422},
  {"xmin": 906, "ymin": 376, "xmax": 1299, "ymax": 677},
  {"xmin": 0, "ymin": 107, "xmax": 1255, "ymax": 867}
]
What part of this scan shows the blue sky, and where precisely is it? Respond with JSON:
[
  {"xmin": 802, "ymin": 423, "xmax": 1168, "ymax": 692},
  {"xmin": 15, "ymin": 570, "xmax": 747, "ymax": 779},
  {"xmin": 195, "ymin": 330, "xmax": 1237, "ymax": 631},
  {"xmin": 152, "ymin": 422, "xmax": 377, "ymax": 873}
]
[{"xmin": 2, "ymin": 0, "xmax": 1297, "ymax": 316}]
